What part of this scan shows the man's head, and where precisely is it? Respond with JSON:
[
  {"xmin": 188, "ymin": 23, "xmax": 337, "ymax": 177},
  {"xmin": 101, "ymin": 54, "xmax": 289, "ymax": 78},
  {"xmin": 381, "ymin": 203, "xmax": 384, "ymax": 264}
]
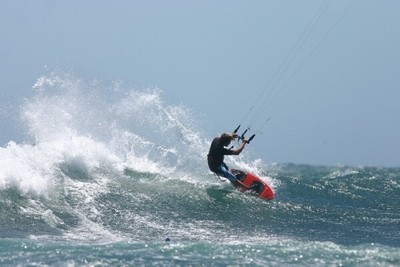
[{"xmin": 220, "ymin": 133, "xmax": 235, "ymax": 146}]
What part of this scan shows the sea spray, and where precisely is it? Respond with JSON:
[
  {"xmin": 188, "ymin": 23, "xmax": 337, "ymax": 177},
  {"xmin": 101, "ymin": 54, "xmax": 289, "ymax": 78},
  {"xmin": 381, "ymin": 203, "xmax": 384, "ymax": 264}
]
[{"xmin": 1, "ymin": 70, "xmax": 250, "ymax": 241}]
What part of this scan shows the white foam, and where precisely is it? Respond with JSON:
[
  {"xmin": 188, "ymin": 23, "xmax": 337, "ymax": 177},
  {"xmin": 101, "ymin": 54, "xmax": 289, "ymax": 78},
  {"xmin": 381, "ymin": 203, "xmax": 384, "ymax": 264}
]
[
  {"xmin": 2, "ymin": 68, "xmax": 273, "ymax": 195},
  {"xmin": 0, "ymin": 141, "xmax": 59, "ymax": 196}
]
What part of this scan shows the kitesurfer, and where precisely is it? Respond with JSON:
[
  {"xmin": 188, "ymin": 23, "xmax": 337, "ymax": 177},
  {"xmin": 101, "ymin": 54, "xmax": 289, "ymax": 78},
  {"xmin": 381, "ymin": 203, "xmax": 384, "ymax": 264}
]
[{"xmin": 207, "ymin": 132, "xmax": 249, "ymax": 186}]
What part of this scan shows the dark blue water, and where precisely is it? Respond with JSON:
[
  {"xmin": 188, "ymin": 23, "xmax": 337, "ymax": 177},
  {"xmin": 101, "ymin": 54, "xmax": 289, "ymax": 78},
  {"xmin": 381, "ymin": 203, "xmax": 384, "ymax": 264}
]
[{"xmin": 0, "ymin": 72, "xmax": 399, "ymax": 266}]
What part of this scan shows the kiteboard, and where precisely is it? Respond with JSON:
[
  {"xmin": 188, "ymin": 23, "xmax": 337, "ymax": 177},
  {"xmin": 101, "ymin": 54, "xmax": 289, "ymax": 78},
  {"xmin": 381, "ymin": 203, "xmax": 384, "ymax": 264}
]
[{"xmin": 231, "ymin": 169, "xmax": 274, "ymax": 200}]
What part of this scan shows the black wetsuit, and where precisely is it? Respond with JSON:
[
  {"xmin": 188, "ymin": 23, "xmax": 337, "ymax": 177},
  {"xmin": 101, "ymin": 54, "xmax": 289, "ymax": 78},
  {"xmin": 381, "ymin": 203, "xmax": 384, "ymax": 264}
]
[{"xmin": 207, "ymin": 137, "xmax": 233, "ymax": 173}]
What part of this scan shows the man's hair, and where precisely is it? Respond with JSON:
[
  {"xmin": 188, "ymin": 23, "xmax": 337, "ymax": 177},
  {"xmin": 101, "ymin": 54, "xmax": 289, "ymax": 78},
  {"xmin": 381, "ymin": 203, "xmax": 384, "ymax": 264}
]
[{"xmin": 220, "ymin": 133, "xmax": 234, "ymax": 143}]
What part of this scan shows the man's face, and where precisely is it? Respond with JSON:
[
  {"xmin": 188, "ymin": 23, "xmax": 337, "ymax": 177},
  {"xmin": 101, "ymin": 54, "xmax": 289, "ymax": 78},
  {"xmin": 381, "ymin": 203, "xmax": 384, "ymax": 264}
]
[{"xmin": 222, "ymin": 139, "xmax": 231, "ymax": 147}]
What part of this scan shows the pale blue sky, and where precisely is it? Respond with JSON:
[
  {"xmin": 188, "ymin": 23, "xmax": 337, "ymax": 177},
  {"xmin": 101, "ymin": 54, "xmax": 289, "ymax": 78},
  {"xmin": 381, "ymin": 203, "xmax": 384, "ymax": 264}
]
[{"xmin": 1, "ymin": 0, "xmax": 399, "ymax": 167}]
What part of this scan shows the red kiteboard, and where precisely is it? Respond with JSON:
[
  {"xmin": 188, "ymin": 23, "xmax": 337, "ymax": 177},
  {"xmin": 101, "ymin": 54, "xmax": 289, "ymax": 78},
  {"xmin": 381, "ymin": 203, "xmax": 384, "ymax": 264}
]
[{"xmin": 231, "ymin": 169, "xmax": 274, "ymax": 200}]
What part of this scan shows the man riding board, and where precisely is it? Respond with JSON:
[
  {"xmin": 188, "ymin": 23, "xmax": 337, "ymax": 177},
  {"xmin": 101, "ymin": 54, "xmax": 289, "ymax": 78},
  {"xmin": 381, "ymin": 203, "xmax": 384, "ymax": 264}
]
[{"xmin": 207, "ymin": 132, "xmax": 251, "ymax": 188}]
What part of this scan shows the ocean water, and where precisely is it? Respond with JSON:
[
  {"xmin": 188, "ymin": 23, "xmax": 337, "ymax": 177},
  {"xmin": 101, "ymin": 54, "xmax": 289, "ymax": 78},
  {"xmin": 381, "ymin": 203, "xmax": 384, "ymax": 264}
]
[{"xmin": 0, "ymin": 71, "xmax": 399, "ymax": 266}]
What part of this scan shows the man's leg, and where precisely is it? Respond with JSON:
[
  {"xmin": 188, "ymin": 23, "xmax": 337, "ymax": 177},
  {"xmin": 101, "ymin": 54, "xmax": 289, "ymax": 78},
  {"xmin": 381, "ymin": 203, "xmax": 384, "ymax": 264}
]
[{"xmin": 217, "ymin": 163, "xmax": 237, "ymax": 183}]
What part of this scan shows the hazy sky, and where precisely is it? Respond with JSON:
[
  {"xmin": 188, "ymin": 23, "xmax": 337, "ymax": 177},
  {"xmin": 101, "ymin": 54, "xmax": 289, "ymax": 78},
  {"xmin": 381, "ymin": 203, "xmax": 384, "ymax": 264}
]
[{"xmin": 1, "ymin": 0, "xmax": 399, "ymax": 167}]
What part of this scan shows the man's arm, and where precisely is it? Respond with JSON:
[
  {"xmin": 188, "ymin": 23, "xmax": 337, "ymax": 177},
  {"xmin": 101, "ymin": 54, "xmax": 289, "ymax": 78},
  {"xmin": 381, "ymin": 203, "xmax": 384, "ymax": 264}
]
[{"xmin": 231, "ymin": 139, "xmax": 248, "ymax": 155}]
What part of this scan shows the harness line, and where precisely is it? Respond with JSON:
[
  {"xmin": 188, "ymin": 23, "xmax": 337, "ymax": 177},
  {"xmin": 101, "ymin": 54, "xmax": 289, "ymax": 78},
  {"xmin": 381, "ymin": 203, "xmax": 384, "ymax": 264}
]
[{"xmin": 238, "ymin": 0, "xmax": 356, "ymax": 135}]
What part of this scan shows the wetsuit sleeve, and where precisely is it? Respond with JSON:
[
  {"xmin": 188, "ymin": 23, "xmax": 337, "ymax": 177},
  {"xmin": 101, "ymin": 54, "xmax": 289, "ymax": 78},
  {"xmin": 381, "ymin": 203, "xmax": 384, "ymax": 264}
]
[{"xmin": 222, "ymin": 148, "xmax": 234, "ymax": 155}]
